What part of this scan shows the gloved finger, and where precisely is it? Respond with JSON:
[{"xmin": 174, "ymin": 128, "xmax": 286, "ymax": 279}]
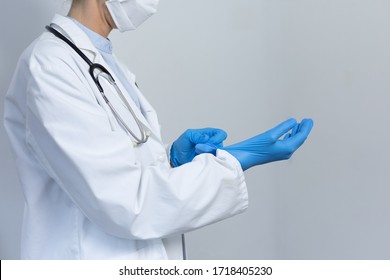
[
  {"xmin": 283, "ymin": 123, "xmax": 299, "ymax": 140},
  {"xmin": 285, "ymin": 118, "xmax": 314, "ymax": 148},
  {"xmin": 266, "ymin": 118, "xmax": 297, "ymax": 141},
  {"xmin": 207, "ymin": 129, "xmax": 228, "ymax": 145},
  {"xmin": 291, "ymin": 123, "xmax": 299, "ymax": 136},
  {"xmin": 297, "ymin": 119, "xmax": 314, "ymax": 134},
  {"xmin": 194, "ymin": 128, "xmax": 227, "ymax": 145},
  {"xmin": 187, "ymin": 128, "xmax": 227, "ymax": 145},
  {"xmin": 195, "ymin": 143, "xmax": 218, "ymax": 155},
  {"xmin": 187, "ymin": 130, "xmax": 210, "ymax": 144},
  {"xmin": 283, "ymin": 133, "xmax": 291, "ymax": 140}
]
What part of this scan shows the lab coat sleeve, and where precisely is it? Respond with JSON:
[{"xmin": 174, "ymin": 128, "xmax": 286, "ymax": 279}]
[{"xmin": 25, "ymin": 48, "xmax": 248, "ymax": 240}]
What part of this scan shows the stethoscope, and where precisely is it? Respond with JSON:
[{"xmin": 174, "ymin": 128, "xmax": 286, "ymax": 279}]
[{"xmin": 45, "ymin": 25, "xmax": 150, "ymax": 145}]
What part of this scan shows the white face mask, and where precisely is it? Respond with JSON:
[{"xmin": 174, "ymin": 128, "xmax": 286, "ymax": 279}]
[{"xmin": 106, "ymin": 0, "xmax": 159, "ymax": 32}]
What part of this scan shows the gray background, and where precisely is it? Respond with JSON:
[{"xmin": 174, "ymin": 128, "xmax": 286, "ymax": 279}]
[{"xmin": 1, "ymin": 0, "xmax": 389, "ymax": 259}]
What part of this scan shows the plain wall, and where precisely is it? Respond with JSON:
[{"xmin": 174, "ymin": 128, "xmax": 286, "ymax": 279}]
[{"xmin": 1, "ymin": 0, "xmax": 389, "ymax": 259}]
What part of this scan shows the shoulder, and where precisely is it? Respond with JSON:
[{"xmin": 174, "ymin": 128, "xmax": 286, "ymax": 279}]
[{"xmin": 20, "ymin": 31, "xmax": 78, "ymax": 72}]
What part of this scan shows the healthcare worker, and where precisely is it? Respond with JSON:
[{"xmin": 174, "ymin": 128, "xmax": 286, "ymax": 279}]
[{"xmin": 3, "ymin": 0, "xmax": 313, "ymax": 259}]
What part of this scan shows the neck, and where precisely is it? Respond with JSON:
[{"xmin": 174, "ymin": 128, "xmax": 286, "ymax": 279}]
[{"xmin": 68, "ymin": 1, "xmax": 114, "ymax": 38}]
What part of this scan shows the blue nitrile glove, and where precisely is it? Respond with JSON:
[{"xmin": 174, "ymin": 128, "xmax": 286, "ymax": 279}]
[
  {"xmin": 170, "ymin": 128, "xmax": 228, "ymax": 167},
  {"xmin": 196, "ymin": 118, "xmax": 314, "ymax": 171}
]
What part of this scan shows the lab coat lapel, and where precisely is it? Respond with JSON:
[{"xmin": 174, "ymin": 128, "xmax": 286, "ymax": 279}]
[
  {"xmin": 98, "ymin": 55, "xmax": 160, "ymax": 140},
  {"xmin": 98, "ymin": 69, "xmax": 159, "ymax": 141},
  {"xmin": 134, "ymin": 86, "xmax": 162, "ymax": 139},
  {"xmin": 113, "ymin": 57, "xmax": 162, "ymax": 140},
  {"xmin": 51, "ymin": 14, "xmax": 98, "ymax": 62}
]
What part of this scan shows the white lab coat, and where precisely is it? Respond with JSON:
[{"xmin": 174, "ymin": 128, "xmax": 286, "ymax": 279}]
[{"xmin": 3, "ymin": 14, "xmax": 248, "ymax": 259}]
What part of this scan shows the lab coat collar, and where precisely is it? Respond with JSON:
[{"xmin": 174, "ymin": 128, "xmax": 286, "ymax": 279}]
[
  {"xmin": 50, "ymin": 14, "xmax": 98, "ymax": 59},
  {"xmin": 49, "ymin": 14, "xmax": 161, "ymax": 142}
]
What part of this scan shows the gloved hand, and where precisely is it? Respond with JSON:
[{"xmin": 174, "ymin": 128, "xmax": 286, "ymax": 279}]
[
  {"xmin": 170, "ymin": 128, "xmax": 228, "ymax": 167},
  {"xmin": 196, "ymin": 118, "xmax": 314, "ymax": 171}
]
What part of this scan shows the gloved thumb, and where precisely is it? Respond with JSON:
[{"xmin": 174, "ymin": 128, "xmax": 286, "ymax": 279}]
[{"xmin": 195, "ymin": 143, "xmax": 218, "ymax": 156}]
